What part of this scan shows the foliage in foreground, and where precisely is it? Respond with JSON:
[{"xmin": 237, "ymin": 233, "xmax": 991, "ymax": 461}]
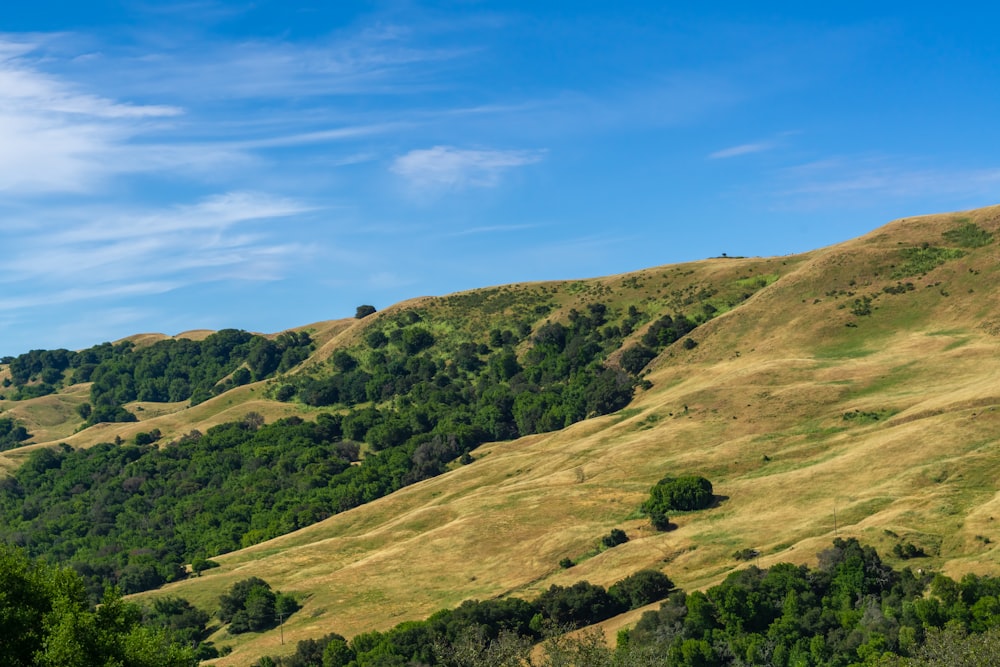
[
  {"xmin": 254, "ymin": 570, "xmax": 674, "ymax": 666},
  {"xmin": 255, "ymin": 539, "xmax": 1000, "ymax": 667},
  {"xmin": 0, "ymin": 544, "xmax": 197, "ymax": 667}
]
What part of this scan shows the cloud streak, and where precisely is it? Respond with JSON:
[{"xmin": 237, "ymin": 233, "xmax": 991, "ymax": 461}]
[
  {"xmin": 0, "ymin": 38, "xmax": 184, "ymax": 194},
  {"xmin": 0, "ymin": 192, "xmax": 314, "ymax": 314},
  {"xmin": 391, "ymin": 145, "xmax": 545, "ymax": 191},
  {"xmin": 776, "ymin": 156, "xmax": 1000, "ymax": 206},
  {"xmin": 709, "ymin": 142, "xmax": 774, "ymax": 159}
]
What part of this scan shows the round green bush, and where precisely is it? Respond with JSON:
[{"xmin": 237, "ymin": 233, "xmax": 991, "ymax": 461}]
[{"xmin": 643, "ymin": 475, "xmax": 713, "ymax": 526}]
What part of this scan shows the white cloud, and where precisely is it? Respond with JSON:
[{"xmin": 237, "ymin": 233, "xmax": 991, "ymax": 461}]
[
  {"xmin": 0, "ymin": 281, "xmax": 180, "ymax": 312},
  {"xmin": 709, "ymin": 142, "xmax": 774, "ymax": 159},
  {"xmin": 447, "ymin": 223, "xmax": 540, "ymax": 237},
  {"xmin": 391, "ymin": 145, "xmax": 544, "ymax": 190},
  {"xmin": 52, "ymin": 191, "xmax": 313, "ymax": 243},
  {"xmin": 0, "ymin": 192, "xmax": 314, "ymax": 313},
  {"xmin": 109, "ymin": 29, "xmax": 473, "ymax": 102},
  {"xmin": 0, "ymin": 39, "xmax": 183, "ymax": 194}
]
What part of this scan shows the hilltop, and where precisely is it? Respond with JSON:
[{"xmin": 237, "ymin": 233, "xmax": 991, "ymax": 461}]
[{"xmin": 1, "ymin": 205, "xmax": 999, "ymax": 665}]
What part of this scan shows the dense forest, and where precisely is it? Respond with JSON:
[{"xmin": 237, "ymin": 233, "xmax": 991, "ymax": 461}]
[
  {"xmin": 1, "ymin": 416, "xmax": 393, "ymax": 597},
  {"xmin": 275, "ymin": 301, "xmax": 695, "ymax": 449},
  {"xmin": 0, "ymin": 300, "xmax": 704, "ymax": 596}
]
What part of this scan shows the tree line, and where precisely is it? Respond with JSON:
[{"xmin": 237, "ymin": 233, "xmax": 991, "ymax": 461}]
[
  {"xmin": 1, "ymin": 329, "xmax": 313, "ymax": 424},
  {"xmin": 252, "ymin": 538, "xmax": 1000, "ymax": 667}
]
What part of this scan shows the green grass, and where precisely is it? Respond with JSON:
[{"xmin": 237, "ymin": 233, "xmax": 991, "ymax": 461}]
[
  {"xmin": 847, "ymin": 362, "xmax": 921, "ymax": 398},
  {"xmin": 735, "ymin": 273, "xmax": 779, "ymax": 290},
  {"xmin": 942, "ymin": 222, "xmax": 994, "ymax": 248},
  {"xmin": 891, "ymin": 246, "xmax": 966, "ymax": 278},
  {"xmin": 813, "ymin": 340, "xmax": 877, "ymax": 360}
]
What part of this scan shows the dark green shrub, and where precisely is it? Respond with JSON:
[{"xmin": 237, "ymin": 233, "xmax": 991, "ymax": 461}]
[
  {"xmin": 219, "ymin": 577, "xmax": 297, "ymax": 634},
  {"xmin": 644, "ymin": 475, "xmax": 714, "ymax": 528},
  {"xmin": 641, "ymin": 314, "xmax": 695, "ymax": 349},
  {"xmin": 190, "ymin": 557, "xmax": 219, "ymax": 574},
  {"xmin": 535, "ymin": 581, "xmax": 625, "ymax": 628},
  {"xmin": 601, "ymin": 528, "xmax": 629, "ymax": 549},
  {"xmin": 365, "ymin": 330, "xmax": 388, "ymax": 348},
  {"xmin": 609, "ymin": 570, "xmax": 674, "ymax": 609},
  {"xmin": 619, "ymin": 345, "xmax": 657, "ymax": 374}
]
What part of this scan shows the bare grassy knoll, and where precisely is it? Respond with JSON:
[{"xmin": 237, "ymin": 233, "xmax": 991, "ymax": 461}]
[{"xmin": 4, "ymin": 206, "xmax": 1000, "ymax": 665}]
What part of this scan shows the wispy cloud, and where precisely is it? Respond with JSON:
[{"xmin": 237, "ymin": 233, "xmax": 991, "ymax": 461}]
[
  {"xmin": 0, "ymin": 38, "xmax": 184, "ymax": 194},
  {"xmin": 391, "ymin": 146, "xmax": 544, "ymax": 191},
  {"xmin": 0, "ymin": 192, "xmax": 314, "ymax": 313},
  {"xmin": 709, "ymin": 141, "xmax": 774, "ymax": 159},
  {"xmin": 776, "ymin": 156, "xmax": 1000, "ymax": 207},
  {"xmin": 105, "ymin": 27, "xmax": 474, "ymax": 102},
  {"xmin": 446, "ymin": 223, "xmax": 541, "ymax": 237}
]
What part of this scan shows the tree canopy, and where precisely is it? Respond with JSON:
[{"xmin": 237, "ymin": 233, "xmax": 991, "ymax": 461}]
[{"xmin": 0, "ymin": 544, "xmax": 197, "ymax": 667}]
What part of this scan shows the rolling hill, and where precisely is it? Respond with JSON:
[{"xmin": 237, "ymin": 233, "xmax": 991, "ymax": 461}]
[{"xmin": 2, "ymin": 205, "xmax": 999, "ymax": 665}]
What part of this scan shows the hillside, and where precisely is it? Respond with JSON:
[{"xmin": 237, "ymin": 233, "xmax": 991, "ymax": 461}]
[{"xmin": 2, "ymin": 205, "xmax": 1000, "ymax": 665}]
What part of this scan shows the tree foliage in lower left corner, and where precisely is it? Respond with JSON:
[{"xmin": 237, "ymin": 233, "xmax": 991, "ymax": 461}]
[{"xmin": 0, "ymin": 544, "xmax": 197, "ymax": 667}]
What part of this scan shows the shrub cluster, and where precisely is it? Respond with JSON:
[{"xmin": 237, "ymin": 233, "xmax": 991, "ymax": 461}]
[{"xmin": 256, "ymin": 570, "xmax": 673, "ymax": 666}]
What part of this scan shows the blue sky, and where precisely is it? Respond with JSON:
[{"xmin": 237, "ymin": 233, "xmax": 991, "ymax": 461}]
[{"xmin": 2, "ymin": 2, "xmax": 999, "ymax": 356}]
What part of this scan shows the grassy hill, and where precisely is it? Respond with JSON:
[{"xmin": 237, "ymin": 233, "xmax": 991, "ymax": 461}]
[{"xmin": 2, "ymin": 205, "xmax": 1000, "ymax": 665}]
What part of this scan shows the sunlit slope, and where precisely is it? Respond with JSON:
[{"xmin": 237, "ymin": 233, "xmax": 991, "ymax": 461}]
[{"xmin": 144, "ymin": 206, "xmax": 1000, "ymax": 665}]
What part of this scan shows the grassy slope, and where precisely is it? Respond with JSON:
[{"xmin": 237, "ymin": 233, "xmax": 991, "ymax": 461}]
[{"xmin": 4, "ymin": 206, "xmax": 1000, "ymax": 664}]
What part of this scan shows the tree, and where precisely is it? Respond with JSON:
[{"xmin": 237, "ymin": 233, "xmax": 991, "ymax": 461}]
[
  {"xmin": 645, "ymin": 475, "xmax": 714, "ymax": 514},
  {"xmin": 0, "ymin": 417, "xmax": 31, "ymax": 451},
  {"xmin": 601, "ymin": 528, "xmax": 629, "ymax": 549},
  {"xmin": 355, "ymin": 305, "xmax": 377, "ymax": 318},
  {"xmin": 619, "ymin": 345, "xmax": 657, "ymax": 375},
  {"xmin": 535, "ymin": 581, "xmax": 625, "ymax": 628},
  {"xmin": 608, "ymin": 570, "xmax": 674, "ymax": 609},
  {"xmin": 219, "ymin": 577, "xmax": 297, "ymax": 634},
  {"xmin": 219, "ymin": 577, "xmax": 272, "ymax": 623},
  {"xmin": 0, "ymin": 545, "xmax": 197, "ymax": 667}
]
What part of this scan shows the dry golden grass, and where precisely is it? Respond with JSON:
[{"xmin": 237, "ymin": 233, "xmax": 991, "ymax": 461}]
[
  {"xmin": 0, "ymin": 382, "xmax": 90, "ymax": 443},
  {"xmin": 10, "ymin": 206, "xmax": 1000, "ymax": 664}
]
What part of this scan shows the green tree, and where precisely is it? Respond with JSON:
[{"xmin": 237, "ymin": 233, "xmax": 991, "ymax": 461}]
[
  {"xmin": 644, "ymin": 475, "xmax": 714, "ymax": 517},
  {"xmin": 608, "ymin": 570, "xmax": 674, "ymax": 609},
  {"xmin": 0, "ymin": 545, "xmax": 196, "ymax": 667}
]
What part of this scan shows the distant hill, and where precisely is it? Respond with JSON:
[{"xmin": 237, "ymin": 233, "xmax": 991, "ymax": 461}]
[{"xmin": 1, "ymin": 205, "xmax": 999, "ymax": 665}]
